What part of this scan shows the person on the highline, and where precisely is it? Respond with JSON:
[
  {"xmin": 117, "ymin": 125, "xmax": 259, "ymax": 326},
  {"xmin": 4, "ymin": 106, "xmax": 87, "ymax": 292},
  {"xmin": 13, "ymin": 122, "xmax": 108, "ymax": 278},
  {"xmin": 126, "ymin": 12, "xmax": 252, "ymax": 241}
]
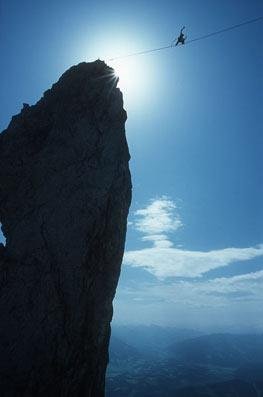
[{"xmin": 172, "ymin": 27, "xmax": 187, "ymax": 46}]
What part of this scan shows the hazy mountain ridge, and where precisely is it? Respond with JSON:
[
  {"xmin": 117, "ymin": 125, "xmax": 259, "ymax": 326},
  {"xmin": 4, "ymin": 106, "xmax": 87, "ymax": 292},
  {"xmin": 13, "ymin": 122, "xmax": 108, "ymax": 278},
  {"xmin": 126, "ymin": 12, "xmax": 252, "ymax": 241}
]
[
  {"xmin": 168, "ymin": 333, "xmax": 263, "ymax": 366},
  {"xmin": 112, "ymin": 324, "xmax": 203, "ymax": 356},
  {"xmin": 106, "ymin": 326, "xmax": 263, "ymax": 397}
]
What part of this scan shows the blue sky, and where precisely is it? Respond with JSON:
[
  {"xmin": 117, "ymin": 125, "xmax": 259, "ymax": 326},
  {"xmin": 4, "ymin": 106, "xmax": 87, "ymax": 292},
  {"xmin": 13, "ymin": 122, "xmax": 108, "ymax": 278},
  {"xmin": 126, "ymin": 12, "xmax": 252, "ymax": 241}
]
[{"xmin": 1, "ymin": 0, "xmax": 262, "ymax": 332}]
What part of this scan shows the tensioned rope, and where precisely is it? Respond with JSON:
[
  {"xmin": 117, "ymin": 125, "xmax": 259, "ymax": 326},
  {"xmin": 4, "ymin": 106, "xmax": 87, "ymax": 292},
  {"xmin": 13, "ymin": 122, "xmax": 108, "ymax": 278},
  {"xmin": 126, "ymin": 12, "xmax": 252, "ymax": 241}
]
[{"xmin": 108, "ymin": 16, "xmax": 263, "ymax": 61}]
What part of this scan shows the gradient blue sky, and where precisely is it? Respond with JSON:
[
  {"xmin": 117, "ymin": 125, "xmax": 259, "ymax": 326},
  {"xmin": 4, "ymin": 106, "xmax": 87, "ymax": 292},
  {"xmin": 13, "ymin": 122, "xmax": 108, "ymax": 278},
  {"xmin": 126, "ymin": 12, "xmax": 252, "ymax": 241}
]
[{"xmin": 1, "ymin": 0, "xmax": 262, "ymax": 332}]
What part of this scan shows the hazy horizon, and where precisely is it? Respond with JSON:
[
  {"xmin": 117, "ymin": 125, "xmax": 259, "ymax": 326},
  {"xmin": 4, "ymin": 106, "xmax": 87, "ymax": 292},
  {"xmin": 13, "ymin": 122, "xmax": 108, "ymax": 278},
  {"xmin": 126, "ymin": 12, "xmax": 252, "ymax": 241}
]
[{"xmin": 111, "ymin": 321, "xmax": 263, "ymax": 335}]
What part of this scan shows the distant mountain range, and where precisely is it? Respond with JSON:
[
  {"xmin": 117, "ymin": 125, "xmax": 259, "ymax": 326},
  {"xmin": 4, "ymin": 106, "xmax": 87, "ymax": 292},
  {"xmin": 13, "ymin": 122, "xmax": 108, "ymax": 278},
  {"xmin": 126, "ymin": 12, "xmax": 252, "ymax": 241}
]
[
  {"xmin": 111, "ymin": 324, "xmax": 203, "ymax": 356},
  {"xmin": 106, "ymin": 325, "xmax": 263, "ymax": 397},
  {"xmin": 168, "ymin": 333, "xmax": 263, "ymax": 367}
]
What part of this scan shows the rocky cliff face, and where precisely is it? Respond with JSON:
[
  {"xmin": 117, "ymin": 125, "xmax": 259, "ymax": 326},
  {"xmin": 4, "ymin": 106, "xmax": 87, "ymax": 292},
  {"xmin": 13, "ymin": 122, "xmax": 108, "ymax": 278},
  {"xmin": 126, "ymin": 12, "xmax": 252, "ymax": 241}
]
[{"xmin": 0, "ymin": 61, "xmax": 131, "ymax": 396}]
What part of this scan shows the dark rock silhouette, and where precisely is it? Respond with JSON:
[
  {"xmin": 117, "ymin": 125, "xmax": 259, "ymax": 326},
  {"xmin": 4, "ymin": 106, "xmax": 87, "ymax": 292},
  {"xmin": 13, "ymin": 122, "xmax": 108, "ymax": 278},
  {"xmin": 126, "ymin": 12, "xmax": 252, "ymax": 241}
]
[{"xmin": 0, "ymin": 60, "xmax": 131, "ymax": 396}]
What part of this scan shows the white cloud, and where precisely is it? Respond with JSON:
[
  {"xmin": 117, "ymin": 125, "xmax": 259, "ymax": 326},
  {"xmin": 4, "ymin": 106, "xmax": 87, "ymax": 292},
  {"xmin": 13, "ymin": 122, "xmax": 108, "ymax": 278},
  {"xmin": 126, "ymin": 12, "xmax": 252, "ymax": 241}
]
[
  {"xmin": 125, "ymin": 197, "xmax": 263, "ymax": 279},
  {"xmin": 134, "ymin": 196, "xmax": 182, "ymax": 235},
  {"xmin": 124, "ymin": 245, "xmax": 263, "ymax": 278}
]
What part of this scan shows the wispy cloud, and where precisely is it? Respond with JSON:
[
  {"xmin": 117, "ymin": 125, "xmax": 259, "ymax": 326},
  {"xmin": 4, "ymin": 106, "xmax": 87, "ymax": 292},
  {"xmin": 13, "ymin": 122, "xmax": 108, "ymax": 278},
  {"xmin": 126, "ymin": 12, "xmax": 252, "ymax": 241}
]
[
  {"xmin": 193, "ymin": 270, "xmax": 257, "ymax": 302},
  {"xmin": 117, "ymin": 269, "xmax": 263, "ymax": 306},
  {"xmin": 114, "ymin": 269, "xmax": 263, "ymax": 330},
  {"xmin": 124, "ymin": 197, "xmax": 263, "ymax": 279},
  {"xmin": 133, "ymin": 196, "xmax": 182, "ymax": 248}
]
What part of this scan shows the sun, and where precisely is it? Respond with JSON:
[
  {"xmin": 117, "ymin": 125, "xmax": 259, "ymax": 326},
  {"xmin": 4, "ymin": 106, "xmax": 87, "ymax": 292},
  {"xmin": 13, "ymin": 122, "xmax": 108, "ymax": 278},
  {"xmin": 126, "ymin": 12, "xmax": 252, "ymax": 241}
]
[
  {"xmin": 109, "ymin": 59, "xmax": 139, "ymax": 93},
  {"xmin": 109, "ymin": 57, "xmax": 146, "ymax": 100},
  {"xmin": 76, "ymin": 33, "xmax": 155, "ymax": 106}
]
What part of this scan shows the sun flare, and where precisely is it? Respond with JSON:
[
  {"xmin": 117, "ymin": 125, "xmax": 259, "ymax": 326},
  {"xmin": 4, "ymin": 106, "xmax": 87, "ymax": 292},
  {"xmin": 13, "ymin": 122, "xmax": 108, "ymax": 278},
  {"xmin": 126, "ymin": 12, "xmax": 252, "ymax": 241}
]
[
  {"xmin": 77, "ymin": 34, "xmax": 155, "ymax": 105},
  {"xmin": 110, "ymin": 58, "xmax": 143, "ymax": 96}
]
